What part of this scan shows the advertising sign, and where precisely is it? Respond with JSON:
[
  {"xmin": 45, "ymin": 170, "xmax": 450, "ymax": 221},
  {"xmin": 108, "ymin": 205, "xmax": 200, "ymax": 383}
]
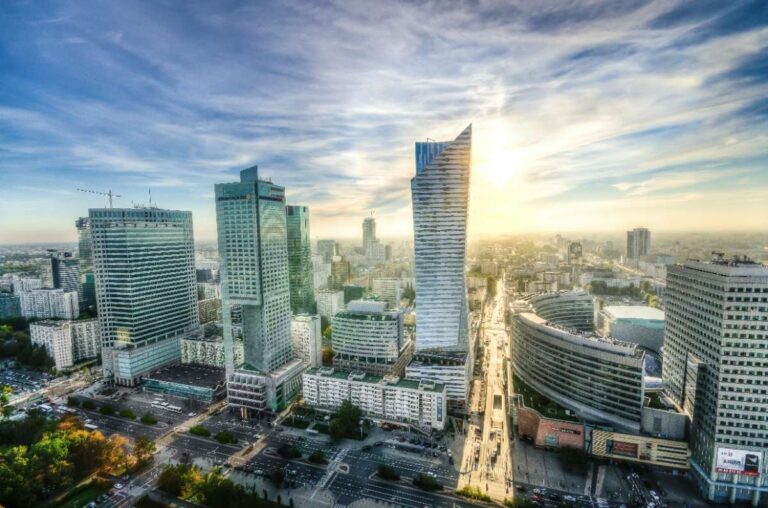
[
  {"xmin": 611, "ymin": 441, "xmax": 639, "ymax": 458},
  {"xmin": 716, "ymin": 448, "xmax": 762, "ymax": 477}
]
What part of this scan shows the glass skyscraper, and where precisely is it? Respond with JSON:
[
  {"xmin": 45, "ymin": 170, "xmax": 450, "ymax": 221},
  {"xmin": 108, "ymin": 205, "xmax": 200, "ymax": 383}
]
[
  {"xmin": 89, "ymin": 207, "xmax": 199, "ymax": 386},
  {"xmin": 286, "ymin": 205, "xmax": 315, "ymax": 314},
  {"xmin": 76, "ymin": 217, "xmax": 96, "ymax": 311},
  {"xmin": 411, "ymin": 124, "xmax": 472, "ymax": 352},
  {"xmin": 216, "ymin": 166, "xmax": 303, "ymax": 414}
]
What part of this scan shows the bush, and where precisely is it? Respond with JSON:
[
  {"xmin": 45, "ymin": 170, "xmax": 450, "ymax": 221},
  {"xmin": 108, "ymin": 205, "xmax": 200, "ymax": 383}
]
[
  {"xmin": 119, "ymin": 408, "xmax": 136, "ymax": 419},
  {"xmin": 66, "ymin": 396, "xmax": 80, "ymax": 407},
  {"xmin": 99, "ymin": 405, "xmax": 115, "ymax": 416},
  {"xmin": 457, "ymin": 485, "xmax": 491, "ymax": 501},
  {"xmin": 377, "ymin": 463, "xmax": 400, "ymax": 481},
  {"xmin": 81, "ymin": 399, "xmax": 95, "ymax": 410},
  {"xmin": 282, "ymin": 417, "xmax": 310, "ymax": 429},
  {"xmin": 505, "ymin": 498, "xmax": 535, "ymax": 508},
  {"xmin": 269, "ymin": 468, "xmax": 285, "ymax": 487},
  {"xmin": 189, "ymin": 425, "xmax": 211, "ymax": 437},
  {"xmin": 314, "ymin": 423, "xmax": 329, "ymax": 434},
  {"xmin": 412, "ymin": 473, "xmax": 441, "ymax": 491},
  {"xmin": 214, "ymin": 431, "xmax": 237, "ymax": 444},
  {"xmin": 308, "ymin": 450, "xmax": 327, "ymax": 465},
  {"xmin": 277, "ymin": 444, "xmax": 301, "ymax": 460},
  {"xmin": 140, "ymin": 412, "xmax": 158, "ymax": 425}
]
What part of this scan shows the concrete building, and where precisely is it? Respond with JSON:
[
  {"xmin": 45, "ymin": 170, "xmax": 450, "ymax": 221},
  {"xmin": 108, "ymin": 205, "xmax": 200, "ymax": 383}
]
[
  {"xmin": 144, "ymin": 364, "xmax": 226, "ymax": 403},
  {"xmin": 286, "ymin": 205, "xmax": 315, "ymax": 314},
  {"xmin": 626, "ymin": 227, "xmax": 651, "ymax": 260},
  {"xmin": 332, "ymin": 300, "xmax": 412, "ymax": 376},
  {"xmin": 365, "ymin": 241, "xmax": 387, "ymax": 265},
  {"xmin": 30, "ymin": 319, "xmax": 99, "ymax": 370},
  {"xmin": 198, "ymin": 298, "xmax": 221, "ymax": 324},
  {"xmin": 316, "ymin": 289, "xmax": 344, "ymax": 320},
  {"xmin": 50, "ymin": 251, "xmax": 80, "ymax": 303},
  {"xmin": 329, "ymin": 255, "xmax": 351, "ymax": 290},
  {"xmin": 216, "ymin": 166, "xmax": 303, "ymax": 415},
  {"xmin": 362, "ymin": 216, "xmax": 376, "ymax": 252},
  {"xmin": 511, "ymin": 312, "xmax": 646, "ymax": 433},
  {"xmin": 372, "ymin": 278, "xmax": 402, "ymax": 309},
  {"xmin": 405, "ymin": 351, "xmax": 470, "ymax": 412},
  {"xmin": 317, "ymin": 239, "xmax": 338, "ymax": 264},
  {"xmin": 181, "ymin": 336, "xmax": 244, "ymax": 368},
  {"xmin": 302, "ymin": 367, "xmax": 447, "ymax": 431},
  {"xmin": 90, "ymin": 207, "xmax": 199, "ymax": 386},
  {"xmin": 598, "ymin": 305, "xmax": 665, "ymax": 353},
  {"xmin": 291, "ymin": 314, "xmax": 322, "ymax": 368},
  {"xmin": 19, "ymin": 289, "xmax": 79, "ymax": 320},
  {"xmin": 663, "ymin": 258, "xmax": 768, "ymax": 505},
  {"xmin": 342, "ymin": 284, "xmax": 365, "ymax": 304},
  {"xmin": 12, "ymin": 276, "xmax": 42, "ymax": 293},
  {"xmin": 591, "ymin": 430, "xmax": 690, "ymax": 470},
  {"xmin": 525, "ymin": 290, "xmax": 595, "ymax": 332}
]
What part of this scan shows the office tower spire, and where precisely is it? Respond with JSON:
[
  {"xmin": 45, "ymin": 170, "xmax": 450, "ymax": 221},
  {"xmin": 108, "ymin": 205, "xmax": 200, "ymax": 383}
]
[{"xmin": 411, "ymin": 124, "xmax": 471, "ymax": 351}]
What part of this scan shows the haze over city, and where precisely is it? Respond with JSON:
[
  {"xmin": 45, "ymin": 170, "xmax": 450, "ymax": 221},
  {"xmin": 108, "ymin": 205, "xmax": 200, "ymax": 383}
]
[{"xmin": 2, "ymin": 0, "xmax": 767, "ymax": 244}]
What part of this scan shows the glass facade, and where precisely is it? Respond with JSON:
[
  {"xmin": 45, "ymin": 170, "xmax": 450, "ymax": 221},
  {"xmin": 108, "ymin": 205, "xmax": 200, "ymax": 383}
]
[
  {"xmin": 286, "ymin": 205, "xmax": 315, "ymax": 314},
  {"xmin": 76, "ymin": 217, "xmax": 96, "ymax": 311}
]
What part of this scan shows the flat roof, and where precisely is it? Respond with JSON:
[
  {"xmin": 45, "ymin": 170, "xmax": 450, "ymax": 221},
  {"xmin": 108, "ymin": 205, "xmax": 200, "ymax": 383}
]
[
  {"xmin": 603, "ymin": 305, "xmax": 664, "ymax": 321},
  {"xmin": 305, "ymin": 367, "xmax": 444, "ymax": 393},
  {"xmin": 145, "ymin": 364, "xmax": 225, "ymax": 389}
]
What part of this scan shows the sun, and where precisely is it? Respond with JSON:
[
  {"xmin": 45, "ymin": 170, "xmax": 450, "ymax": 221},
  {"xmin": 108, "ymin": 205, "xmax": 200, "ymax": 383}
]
[{"xmin": 473, "ymin": 119, "xmax": 520, "ymax": 186}]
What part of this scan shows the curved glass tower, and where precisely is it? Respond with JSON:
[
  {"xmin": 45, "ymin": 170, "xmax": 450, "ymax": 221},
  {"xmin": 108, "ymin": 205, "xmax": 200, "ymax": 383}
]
[{"xmin": 411, "ymin": 124, "xmax": 472, "ymax": 352}]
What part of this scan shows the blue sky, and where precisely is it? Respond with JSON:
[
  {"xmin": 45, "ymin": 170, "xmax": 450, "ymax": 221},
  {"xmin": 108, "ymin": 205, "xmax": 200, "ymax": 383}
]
[{"xmin": 1, "ymin": 0, "xmax": 766, "ymax": 243}]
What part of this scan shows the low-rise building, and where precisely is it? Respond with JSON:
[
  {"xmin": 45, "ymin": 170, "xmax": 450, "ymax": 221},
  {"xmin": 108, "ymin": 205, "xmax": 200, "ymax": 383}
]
[
  {"xmin": 197, "ymin": 297, "xmax": 221, "ymax": 324},
  {"xmin": 144, "ymin": 364, "xmax": 226, "ymax": 402},
  {"xmin": 598, "ymin": 305, "xmax": 665, "ymax": 354},
  {"xmin": 371, "ymin": 278, "xmax": 402, "ymax": 309},
  {"xmin": 591, "ymin": 429, "xmax": 690, "ymax": 470},
  {"xmin": 405, "ymin": 351, "xmax": 471, "ymax": 413},
  {"xmin": 227, "ymin": 359, "xmax": 305, "ymax": 415},
  {"xmin": 302, "ymin": 367, "xmax": 446, "ymax": 431},
  {"xmin": 316, "ymin": 289, "xmax": 344, "ymax": 320},
  {"xmin": 19, "ymin": 289, "xmax": 79, "ymax": 320}
]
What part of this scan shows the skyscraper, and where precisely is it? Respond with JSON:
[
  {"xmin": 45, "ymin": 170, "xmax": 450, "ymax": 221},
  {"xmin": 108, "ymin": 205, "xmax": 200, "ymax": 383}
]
[
  {"xmin": 362, "ymin": 215, "xmax": 376, "ymax": 251},
  {"xmin": 663, "ymin": 257, "xmax": 767, "ymax": 505},
  {"xmin": 76, "ymin": 217, "xmax": 96, "ymax": 311},
  {"xmin": 317, "ymin": 239, "xmax": 338, "ymax": 263},
  {"xmin": 216, "ymin": 166, "xmax": 303, "ymax": 415},
  {"xmin": 626, "ymin": 227, "xmax": 651, "ymax": 260},
  {"xmin": 50, "ymin": 251, "xmax": 80, "ymax": 299},
  {"xmin": 90, "ymin": 207, "xmax": 199, "ymax": 386},
  {"xmin": 286, "ymin": 205, "xmax": 315, "ymax": 314},
  {"xmin": 411, "ymin": 125, "xmax": 471, "ymax": 351}
]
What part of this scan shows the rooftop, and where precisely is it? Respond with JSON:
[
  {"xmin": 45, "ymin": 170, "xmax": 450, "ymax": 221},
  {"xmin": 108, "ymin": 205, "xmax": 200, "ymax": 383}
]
[
  {"xmin": 306, "ymin": 367, "xmax": 445, "ymax": 393},
  {"xmin": 602, "ymin": 305, "xmax": 665, "ymax": 321},
  {"xmin": 145, "ymin": 364, "xmax": 225, "ymax": 389}
]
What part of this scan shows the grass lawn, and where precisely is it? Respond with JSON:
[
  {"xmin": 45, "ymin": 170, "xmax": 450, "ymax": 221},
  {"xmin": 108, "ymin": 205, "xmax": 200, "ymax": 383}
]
[{"xmin": 51, "ymin": 478, "xmax": 112, "ymax": 508}]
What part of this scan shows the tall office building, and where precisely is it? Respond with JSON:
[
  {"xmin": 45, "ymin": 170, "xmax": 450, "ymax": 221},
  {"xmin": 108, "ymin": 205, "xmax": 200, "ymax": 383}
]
[
  {"xmin": 663, "ymin": 257, "xmax": 767, "ymax": 505},
  {"xmin": 626, "ymin": 227, "xmax": 651, "ymax": 260},
  {"xmin": 90, "ymin": 207, "xmax": 199, "ymax": 386},
  {"xmin": 408, "ymin": 125, "xmax": 473, "ymax": 411},
  {"xmin": 372, "ymin": 278, "xmax": 402, "ymax": 309},
  {"xmin": 329, "ymin": 255, "xmax": 352, "ymax": 290},
  {"xmin": 216, "ymin": 166, "xmax": 303, "ymax": 415},
  {"xmin": 286, "ymin": 205, "xmax": 315, "ymax": 314},
  {"xmin": 76, "ymin": 217, "xmax": 96, "ymax": 311},
  {"xmin": 363, "ymin": 216, "xmax": 376, "ymax": 250},
  {"xmin": 50, "ymin": 251, "xmax": 80, "ymax": 303},
  {"xmin": 411, "ymin": 125, "xmax": 471, "ymax": 351}
]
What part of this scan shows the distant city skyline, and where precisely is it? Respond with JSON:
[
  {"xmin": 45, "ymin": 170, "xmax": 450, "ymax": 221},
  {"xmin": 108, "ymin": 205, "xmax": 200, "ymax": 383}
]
[{"xmin": 1, "ymin": 1, "xmax": 767, "ymax": 244}]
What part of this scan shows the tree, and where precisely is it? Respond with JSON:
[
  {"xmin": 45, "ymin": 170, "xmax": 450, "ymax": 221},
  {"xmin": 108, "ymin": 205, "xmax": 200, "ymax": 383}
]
[
  {"xmin": 377, "ymin": 463, "xmax": 400, "ymax": 481},
  {"xmin": 214, "ymin": 431, "xmax": 237, "ymax": 444},
  {"xmin": 321, "ymin": 346, "xmax": 334, "ymax": 366},
  {"xmin": 1, "ymin": 385, "xmax": 12, "ymax": 417},
  {"xmin": 66, "ymin": 396, "xmax": 80, "ymax": 407},
  {"xmin": 100, "ymin": 405, "xmax": 115, "ymax": 416},
  {"xmin": 189, "ymin": 425, "xmax": 211, "ymax": 437},
  {"xmin": 157, "ymin": 464, "xmax": 202, "ymax": 498},
  {"xmin": 329, "ymin": 399, "xmax": 363, "ymax": 441},
  {"xmin": 412, "ymin": 473, "xmax": 441, "ymax": 491},
  {"xmin": 134, "ymin": 435, "xmax": 156, "ymax": 465},
  {"xmin": 119, "ymin": 408, "xmax": 136, "ymax": 419},
  {"xmin": 308, "ymin": 450, "xmax": 326, "ymax": 464},
  {"xmin": 277, "ymin": 444, "xmax": 301, "ymax": 459},
  {"xmin": 140, "ymin": 412, "xmax": 157, "ymax": 425},
  {"xmin": 322, "ymin": 325, "xmax": 332, "ymax": 343},
  {"xmin": 81, "ymin": 399, "xmax": 96, "ymax": 410}
]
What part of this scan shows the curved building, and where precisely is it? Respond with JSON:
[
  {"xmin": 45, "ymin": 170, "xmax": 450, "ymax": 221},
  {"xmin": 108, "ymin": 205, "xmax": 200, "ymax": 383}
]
[
  {"xmin": 511, "ymin": 312, "xmax": 645, "ymax": 432},
  {"xmin": 332, "ymin": 300, "xmax": 412, "ymax": 376},
  {"xmin": 526, "ymin": 290, "xmax": 595, "ymax": 331}
]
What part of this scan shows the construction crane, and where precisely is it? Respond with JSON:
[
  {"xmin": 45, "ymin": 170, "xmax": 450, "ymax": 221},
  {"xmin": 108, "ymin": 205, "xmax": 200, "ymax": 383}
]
[{"xmin": 77, "ymin": 188, "xmax": 122, "ymax": 208}]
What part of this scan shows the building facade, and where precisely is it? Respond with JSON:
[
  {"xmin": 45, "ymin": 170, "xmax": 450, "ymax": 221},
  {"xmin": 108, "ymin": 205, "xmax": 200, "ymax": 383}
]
[
  {"xmin": 50, "ymin": 251, "xmax": 80, "ymax": 300},
  {"xmin": 90, "ymin": 207, "xmax": 199, "ymax": 386},
  {"xmin": 0, "ymin": 294, "xmax": 21, "ymax": 319},
  {"xmin": 316, "ymin": 289, "xmax": 344, "ymax": 320},
  {"xmin": 181, "ymin": 336, "xmax": 244, "ymax": 368},
  {"xmin": 291, "ymin": 314, "xmax": 322, "ymax": 368},
  {"xmin": 598, "ymin": 305, "xmax": 665, "ymax": 353},
  {"xmin": 286, "ymin": 205, "xmax": 315, "ymax": 314},
  {"xmin": 198, "ymin": 298, "xmax": 221, "ymax": 324},
  {"xmin": 372, "ymin": 278, "xmax": 402, "ymax": 309},
  {"xmin": 525, "ymin": 291, "xmax": 595, "ymax": 332},
  {"xmin": 76, "ymin": 217, "xmax": 96, "ymax": 311},
  {"xmin": 19, "ymin": 289, "xmax": 79, "ymax": 320},
  {"xmin": 30, "ymin": 319, "xmax": 99, "ymax": 370},
  {"xmin": 626, "ymin": 227, "xmax": 651, "ymax": 260},
  {"xmin": 332, "ymin": 300, "xmax": 411, "ymax": 376},
  {"xmin": 302, "ymin": 367, "xmax": 447, "ymax": 431},
  {"xmin": 663, "ymin": 259, "xmax": 768, "ymax": 505},
  {"xmin": 405, "ymin": 351, "xmax": 471, "ymax": 411},
  {"xmin": 362, "ymin": 216, "xmax": 376, "ymax": 252},
  {"xmin": 316, "ymin": 239, "xmax": 338, "ymax": 263}
]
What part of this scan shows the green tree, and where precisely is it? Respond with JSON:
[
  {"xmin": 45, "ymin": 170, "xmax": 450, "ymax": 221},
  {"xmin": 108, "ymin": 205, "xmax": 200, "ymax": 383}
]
[
  {"xmin": 1, "ymin": 385, "xmax": 12, "ymax": 417},
  {"xmin": 189, "ymin": 425, "xmax": 211, "ymax": 437},
  {"xmin": 412, "ymin": 473, "xmax": 441, "ymax": 491},
  {"xmin": 140, "ymin": 412, "xmax": 157, "ymax": 425},
  {"xmin": 376, "ymin": 463, "xmax": 400, "ymax": 481},
  {"xmin": 100, "ymin": 405, "xmax": 115, "ymax": 416},
  {"xmin": 134, "ymin": 435, "xmax": 156, "ymax": 465},
  {"xmin": 214, "ymin": 431, "xmax": 237, "ymax": 444},
  {"xmin": 321, "ymin": 346, "xmax": 334, "ymax": 366},
  {"xmin": 157, "ymin": 464, "xmax": 202, "ymax": 498},
  {"xmin": 119, "ymin": 408, "xmax": 136, "ymax": 419},
  {"xmin": 308, "ymin": 450, "xmax": 326, "ymax": 464},
  {"xmin": 81, "ymin": 399, "xmax": 96, "ymax": 410}
]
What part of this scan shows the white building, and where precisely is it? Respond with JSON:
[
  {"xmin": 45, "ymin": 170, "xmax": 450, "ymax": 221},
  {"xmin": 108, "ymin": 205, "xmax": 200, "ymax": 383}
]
[
  {"xmin": 316, "ymin": 289, "xmax": 344, "ymax": 320},
  {"xmin": 598, "ymin": 305, "xmax": 665, "ymax": 353},
  {"xmin": 371, "ymin": 278, "xmax": 402, "ymax": 309},
  {"xmin": 30, "ymin": 319, "xmax": 99, "ymax": 370},
  {"xmin": 12, "ymin": 276, "xmax": 42, "ymax": 293},
  {"xmin": 291, "ymin": 314, "xmax": 322, "ymax": 368},
  {"xmin": 302, "ymin": 367, "xmax": 446, "ymax": 431},
  {"xmin": 19, "ymin": 289, "xmax": 79, "ymax": 320},
  {"xmin": 181, "ymin": 337, "xmax": 244, "ymax": 368},
  {"xmin": 405, "ymin": 351, "xmax": 470, "ymax": 411}
]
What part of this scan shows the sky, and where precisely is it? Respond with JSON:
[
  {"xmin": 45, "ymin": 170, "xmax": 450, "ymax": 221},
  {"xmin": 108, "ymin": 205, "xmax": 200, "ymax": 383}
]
[{"xmin": 1, "ymin": 0, "xmax": 767, "ymax": 244}]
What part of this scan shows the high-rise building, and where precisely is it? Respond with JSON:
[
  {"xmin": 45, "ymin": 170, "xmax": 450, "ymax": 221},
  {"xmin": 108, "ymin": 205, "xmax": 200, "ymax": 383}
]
[
  {"xmin": 626, "ymin": 227, "xmax": 651, "ymax": 260},
  {"xmin": 329, "ymin": 255, "xmax": 352, "ymax": 290},
  {"xmin": 90, "ymin": 207, "xmax": 199, "ymax": 386},
  {"xmin": 19, "ymin": 289, "xmax": 79, "ymax": 320},
  {"xmin": 215, "ymin": 166, "xmax": 304, "ymax": 415},
  {"xmin": 316, "ymin": 288, "xmax": 344, "ymax": 321},
  {"xmin": 362, "ymin": 215, "xmax": 376, "ymax": 251},
  {"xmin": 291, "ymin": 314, "xmax": 322, "ymax": 368},
  {"xmin": 50, "ymin": 251, "xmax": 80, "ymax": 304},
  {"xmin": 317, "ymin": 239, "xmax": 338, "ymax": 263},
  {"xmin": 286, "ymin": 205, "xmax": 315, "ymax": 314},
  {"xmin": 30, "ymin": 319, "xmax": 99, "ymax": 371},
  {"xmin": 332, "ymin": 300, "xmax": 412, "ymax": 376},
  {"xmin": 663, "ymin": 257, "xmax": 768, "ymax": 505},
  {"xmin": 76, "ymin": 217, "xmax": 96, "ymax": 311},
  {"xmin": 0, "ymin": 294, "xmax": 21, "ymax": 319},
  {"xmin": 411, "ymin": 125, "xmax": 471, "ymax": 352}
]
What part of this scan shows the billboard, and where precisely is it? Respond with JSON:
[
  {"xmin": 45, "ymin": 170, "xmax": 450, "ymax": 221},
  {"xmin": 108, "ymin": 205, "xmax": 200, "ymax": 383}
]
[
  {"xmin": 611, "ymin": 441, "xmax": 639, "ymax": 458},
  {"xmin": 716, "ymin": 448, "xmax": 762, "ymax": 477}
]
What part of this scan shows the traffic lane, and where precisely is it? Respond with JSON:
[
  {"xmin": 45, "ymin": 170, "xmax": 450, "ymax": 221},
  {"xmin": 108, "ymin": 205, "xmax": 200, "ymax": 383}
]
[{"xmin": 328, "ymin": 473, "xmax": 476, "ymax": 508}]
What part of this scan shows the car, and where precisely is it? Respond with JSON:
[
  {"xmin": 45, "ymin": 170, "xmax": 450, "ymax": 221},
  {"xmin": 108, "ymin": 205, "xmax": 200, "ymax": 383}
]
[
  {"xmin": 548, "ymin": 493, "xmax": 561, "ymax": 501},
  {"xmin": 84, "ymin": 502, "xmax": 97, "ymax": 508},
  {"xmin": 362, "ymin": 445, "xmax": 372, "ymax": 451},
  {"xmin": 533, "ymin": 488, "xmax": 542, "ymax": 495},
  {"xmin": 531, "ymin": 495, "xmax": 542, "ymax": 502},
  {"xmin": 564, "ymin": 495, "xmax": 576, "ymax": 502},
  {"xmin": 114, "ymin": 483, "xmax": 124, "ymax": 489}
]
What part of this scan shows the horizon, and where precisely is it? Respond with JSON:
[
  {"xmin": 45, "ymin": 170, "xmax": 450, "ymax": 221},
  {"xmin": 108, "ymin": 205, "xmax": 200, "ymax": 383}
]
[{"xmin": 1, "ymin": 1, "xmax": 767, "ymax": 244}]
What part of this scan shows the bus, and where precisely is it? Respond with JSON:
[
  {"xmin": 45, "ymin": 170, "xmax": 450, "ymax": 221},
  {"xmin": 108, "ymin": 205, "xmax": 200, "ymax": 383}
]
[
  {"xmin": 151, "ymin": 403, "xmax": 165, "ymax": 410},
  {"xmin": 84, "ymin": 423, "xmax": 99, "ymax": 430},
  {"xmin": 167, "ymin": 405, "xmax": 182, "ymax": 414},
  {"xmin": 306, "ymin": 428, "xmax": 319, "ymax": 435}
]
